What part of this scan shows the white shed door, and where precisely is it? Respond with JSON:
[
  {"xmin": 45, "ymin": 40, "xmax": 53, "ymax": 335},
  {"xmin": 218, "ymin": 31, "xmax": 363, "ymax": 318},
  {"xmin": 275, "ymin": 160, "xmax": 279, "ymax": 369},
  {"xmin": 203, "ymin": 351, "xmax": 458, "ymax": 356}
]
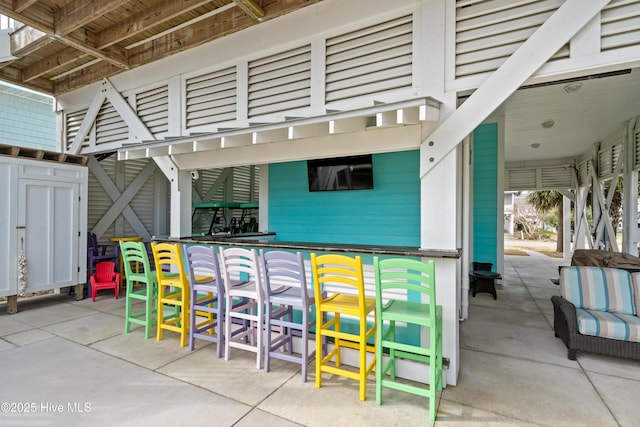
[{"xmin": 18, "ymin": 179, "xmax": 80, "ymax": 292}]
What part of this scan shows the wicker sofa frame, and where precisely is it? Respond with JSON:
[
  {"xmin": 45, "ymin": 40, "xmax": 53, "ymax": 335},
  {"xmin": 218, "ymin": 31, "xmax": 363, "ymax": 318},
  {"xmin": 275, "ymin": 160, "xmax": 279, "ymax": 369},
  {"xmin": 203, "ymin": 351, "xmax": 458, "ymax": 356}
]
[{"xmin": 552, "ymin": 294, "xmax": 640, "ymax": 361}]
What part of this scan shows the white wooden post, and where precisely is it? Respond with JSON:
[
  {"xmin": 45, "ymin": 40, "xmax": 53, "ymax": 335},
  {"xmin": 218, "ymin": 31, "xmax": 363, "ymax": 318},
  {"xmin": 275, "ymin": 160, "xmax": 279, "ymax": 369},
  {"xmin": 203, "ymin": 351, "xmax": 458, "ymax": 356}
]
[
  {"xmin": 623, "ymin": 118, "xmax": 639, "ymax": 255},
  {"xmin": 421, "ymin": 146, "xmax": 461, "ymax": 386},
  {"xmin": 563, "ymin": 195, "xmax": 572, "ymax": 258}
]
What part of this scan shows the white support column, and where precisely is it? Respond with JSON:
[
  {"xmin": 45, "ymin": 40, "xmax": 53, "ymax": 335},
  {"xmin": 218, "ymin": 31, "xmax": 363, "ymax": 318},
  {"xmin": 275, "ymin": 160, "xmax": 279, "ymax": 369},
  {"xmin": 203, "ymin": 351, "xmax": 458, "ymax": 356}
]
[
  {"xmin": 259, "ymin": 165, "xmax": 269, "ymax": 233},
  {"xmin": 421, "ymin": 146, "xmax": 461, "ymax": 386},
  {"xmin": 623, "ymin": 118, "xmax": 639, "ymax": 255},
  {"xmin": 153, "ymin": 168, "xmax": 168, "ymax": 238},
  {"xmin": 496, "ymin": 117, "xmax": 505, "ymax": 276},
  {"xmin": 169, "ymin": 169, "xmax": 192, "ymax": 239},
  {"xmin": 574, "ymin": 185, "xmax": 587, "ymax": 250},
  {"xmin": 152, "ymin": 155, "xmax": 191, "ymax": 238},
  {"xmin": 563, "ymin": 195, "xmax": 572, "ymax": 258},
  {"xmin": 115, "ymin": 158, "xmax": 125, "ymax": 237},
  {"xmin": 461, "ymin": 136, "xmax": 471, "ymax": 321}
]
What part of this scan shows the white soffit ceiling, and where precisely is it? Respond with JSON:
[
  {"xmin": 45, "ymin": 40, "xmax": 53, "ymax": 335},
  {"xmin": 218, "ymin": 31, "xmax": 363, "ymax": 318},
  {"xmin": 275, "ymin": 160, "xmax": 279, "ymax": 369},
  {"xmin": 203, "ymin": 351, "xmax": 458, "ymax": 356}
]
[{"xmin": 501, "ymin": 67, "xmax": 640, "ymax": 164}]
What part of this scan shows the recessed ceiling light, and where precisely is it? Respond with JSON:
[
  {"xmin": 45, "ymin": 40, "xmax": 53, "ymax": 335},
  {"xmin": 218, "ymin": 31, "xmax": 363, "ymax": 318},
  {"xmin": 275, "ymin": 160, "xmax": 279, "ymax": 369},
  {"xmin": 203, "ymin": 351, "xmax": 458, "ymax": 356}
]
[
  {"xmin": 530, "ymin": 143, "xmax": 541, "ymax": 149},
  {"xmin": 541, "ymin": 120, "xmax": 555, "ymax": 129},
  {"xmin": 564, "ymin": 83, "xmax": 582, "ymax": 93}
]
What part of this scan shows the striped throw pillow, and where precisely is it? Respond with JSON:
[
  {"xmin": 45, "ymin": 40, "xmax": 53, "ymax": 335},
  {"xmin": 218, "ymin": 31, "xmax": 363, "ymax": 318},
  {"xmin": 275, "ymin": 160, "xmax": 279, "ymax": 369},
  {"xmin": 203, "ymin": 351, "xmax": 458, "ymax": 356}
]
[{"xmin": 560, "ymin": 266, "xmax": 635, "ymax": 315}]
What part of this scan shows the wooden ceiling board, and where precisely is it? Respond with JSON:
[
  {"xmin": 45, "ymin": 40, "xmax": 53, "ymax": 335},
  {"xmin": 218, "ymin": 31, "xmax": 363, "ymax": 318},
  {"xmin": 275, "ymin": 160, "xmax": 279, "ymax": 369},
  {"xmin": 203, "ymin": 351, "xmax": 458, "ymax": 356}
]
[{"xmin": 0, "ymin": 0, "xmax": 321, "ymax": 94}]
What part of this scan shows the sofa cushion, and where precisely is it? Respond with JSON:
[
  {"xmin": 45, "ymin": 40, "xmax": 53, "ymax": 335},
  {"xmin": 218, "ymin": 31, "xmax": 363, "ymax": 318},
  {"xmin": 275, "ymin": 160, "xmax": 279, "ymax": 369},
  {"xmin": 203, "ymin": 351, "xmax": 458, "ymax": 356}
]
[
  {"xmin": 630, "ymin": 273, "xmax": 640, "ymax": 317},
  {"xmin": 576, "ymin": 308, "xmax": 640, "ymax": 342},
  {"xmin": 560, "ymin": 266, "xmax": 635, "ymax": 315}
]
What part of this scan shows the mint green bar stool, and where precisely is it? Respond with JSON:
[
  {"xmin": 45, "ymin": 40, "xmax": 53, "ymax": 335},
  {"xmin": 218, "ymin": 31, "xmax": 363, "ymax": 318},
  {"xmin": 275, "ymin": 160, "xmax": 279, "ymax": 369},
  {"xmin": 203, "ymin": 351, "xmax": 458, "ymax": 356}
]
[
  {"xmin": 120, "ymin": 241, "xmax": 157, "ymax": 339},
  {"xmin": 373, "ymin": 257, "xmax": 443, "ymax": 421}
]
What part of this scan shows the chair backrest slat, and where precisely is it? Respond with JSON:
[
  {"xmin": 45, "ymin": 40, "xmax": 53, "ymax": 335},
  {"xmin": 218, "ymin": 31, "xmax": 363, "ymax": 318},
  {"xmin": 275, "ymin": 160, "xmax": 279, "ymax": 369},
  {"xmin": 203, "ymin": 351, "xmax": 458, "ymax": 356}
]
[
  {"xmin": 96, "ymin": 261, "xmax": 115, "ymax": 281},
  {"xmin": 218, "ymin": 246, "xmax": 262, "ymax": 298},
  {"xmin": 261, "ymin": 250, "xmax": 309, "ymax": 302},
  {"xmin": 374, "ymin": 257, "xmax": 437, "ymax": 322},
  {"xmin": 152, "ymin": 242, "xmax": 188, "ymax": 283},
  {"xmin": 311, "ymin": 253, "xmax": 366, "ymax": 305},
  {"xmin": 119, "ymin": 241, "xmax": 154, "ymax": 283},
  {"xmin": 184, "ymin": 244, "xmax": 222, "ymax": 293}
]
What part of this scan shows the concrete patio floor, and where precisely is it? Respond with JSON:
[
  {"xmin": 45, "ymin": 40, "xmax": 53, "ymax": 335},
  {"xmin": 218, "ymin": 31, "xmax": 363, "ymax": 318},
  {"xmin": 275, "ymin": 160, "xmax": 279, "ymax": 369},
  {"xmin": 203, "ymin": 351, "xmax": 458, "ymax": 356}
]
[{"xmin": 1, "ymin": 251, "xmax": 639, "ymax": 426}]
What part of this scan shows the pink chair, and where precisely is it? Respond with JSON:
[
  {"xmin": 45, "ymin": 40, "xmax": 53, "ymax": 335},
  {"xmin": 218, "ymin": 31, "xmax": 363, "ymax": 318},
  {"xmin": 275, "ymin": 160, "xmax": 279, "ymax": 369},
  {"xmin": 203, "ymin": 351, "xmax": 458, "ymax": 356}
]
[{"xmin": 90, "ymin": 261, "xmax": 120, "ymax": 302}]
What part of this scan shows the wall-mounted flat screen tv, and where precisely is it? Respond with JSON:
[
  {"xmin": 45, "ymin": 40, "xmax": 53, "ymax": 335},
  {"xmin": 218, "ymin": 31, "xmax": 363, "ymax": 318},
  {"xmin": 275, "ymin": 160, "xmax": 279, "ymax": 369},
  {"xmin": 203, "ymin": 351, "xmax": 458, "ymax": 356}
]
[{"xmin": 307, "ymin": 155, "xmax": 374, "ymax": 191}]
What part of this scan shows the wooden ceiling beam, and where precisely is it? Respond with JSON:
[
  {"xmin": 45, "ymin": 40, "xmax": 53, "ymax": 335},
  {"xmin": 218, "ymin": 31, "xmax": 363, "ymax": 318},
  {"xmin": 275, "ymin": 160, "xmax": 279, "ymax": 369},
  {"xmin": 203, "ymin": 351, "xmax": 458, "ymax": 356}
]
[
  {"xmin": 2, "ymin": 0, "xmax": 321, "ymax": 94},
  {"xmin": 53, "ymin": 0, "xmax": 130, "ymax": 36},
  {"xmin": 13, "ymin": 0, "xmax": 38, "ymax": 14},
  {"xmin": 126, "ymin": 0, "xmax": 321, "ymax": 68},
  {"xmin": 0, "ymin": 1, "xmax": 54, "ymax": 33},
  {"xmin": 233, "ymin": 0, "xmax": 265, "ymax": 22},
  {"xmin": 0, "ymin": 64, "xmax": 53, "ymax": 93},
  {"xmin": 10, "ymin": 24, "xmax": 49, "ymax": 56},
  {"xmin": 52, "ymin": 0, "xmax": 321, "ymax": 94},
  {"xmin": 58, "ymin": 28, "xmax": 129, "ymax": 68},
  {"xmin": 95, "ymin": 0, "xmax": 231, "ymax": 49},
  {"xmin": 53, "ymin": 61, "xmax": 122, "ymax": 95},
  {"xmin": 126, "ymin": 4, "xmax": 254, "ymax": 68},
  {"xmin": 22, "ymin": 47, "xmax": 89, "ymax": 82}
]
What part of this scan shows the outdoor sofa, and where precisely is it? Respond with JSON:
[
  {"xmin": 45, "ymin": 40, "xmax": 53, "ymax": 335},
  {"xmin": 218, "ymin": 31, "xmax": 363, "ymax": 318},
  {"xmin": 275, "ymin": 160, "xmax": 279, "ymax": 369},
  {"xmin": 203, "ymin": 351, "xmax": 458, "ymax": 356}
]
[{"xmin": 552, "ymin": 265, "xmax": 640, "ymax": 360}]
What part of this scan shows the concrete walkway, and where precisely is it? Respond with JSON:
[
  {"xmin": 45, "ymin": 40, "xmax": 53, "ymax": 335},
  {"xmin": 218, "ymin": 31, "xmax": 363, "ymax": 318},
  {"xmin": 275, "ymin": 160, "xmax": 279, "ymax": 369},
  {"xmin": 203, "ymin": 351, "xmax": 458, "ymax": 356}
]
[{"xmin": 0, "ymin": 252, "xmax": 638, "ymax": 426}]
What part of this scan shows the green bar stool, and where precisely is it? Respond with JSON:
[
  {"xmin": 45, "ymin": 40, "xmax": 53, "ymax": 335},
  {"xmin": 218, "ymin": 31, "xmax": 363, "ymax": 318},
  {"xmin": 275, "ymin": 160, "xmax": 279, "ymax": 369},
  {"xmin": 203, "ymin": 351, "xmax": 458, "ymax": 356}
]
[{"xmin": 373, "ymin": 257, "xmax": 443, "ymax": 421}]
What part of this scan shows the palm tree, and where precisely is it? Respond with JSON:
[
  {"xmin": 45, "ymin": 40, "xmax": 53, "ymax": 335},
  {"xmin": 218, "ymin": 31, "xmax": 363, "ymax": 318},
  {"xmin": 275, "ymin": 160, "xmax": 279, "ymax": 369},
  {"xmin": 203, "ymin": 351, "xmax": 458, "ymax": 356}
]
[{"xmin": 526, "ymin": 190, "xmax": 564, "ymax": 252}]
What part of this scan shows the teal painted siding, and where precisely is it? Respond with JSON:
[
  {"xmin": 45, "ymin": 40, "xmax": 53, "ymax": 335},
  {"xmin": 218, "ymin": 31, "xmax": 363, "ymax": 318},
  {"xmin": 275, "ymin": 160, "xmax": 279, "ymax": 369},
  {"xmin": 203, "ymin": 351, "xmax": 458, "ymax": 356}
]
[
  {"xmin": 269, "ymin": 151, "xmax": 420, "ymax": 246},
  {"xmin": 267, "ymin": 152, "xmax": 422, "ymax": 346},
  {"xmin": 473, "ymin": 123, "xmax": 498, "ymax": 267},
  {"xmin": 0, "ymin": 86, "xmax": 56, "ymax": 150}
]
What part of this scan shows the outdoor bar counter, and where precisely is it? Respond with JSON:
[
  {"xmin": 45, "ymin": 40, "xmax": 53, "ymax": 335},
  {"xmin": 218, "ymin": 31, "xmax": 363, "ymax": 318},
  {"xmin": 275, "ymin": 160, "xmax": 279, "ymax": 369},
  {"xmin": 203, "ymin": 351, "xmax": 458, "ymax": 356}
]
[
  {"xmin": 155, "ymin": 232, "xmax": 461, "ymax": 385},
  {"xmin": 154, "ymin": 232, "xmax": 462, "ymax": 259}
]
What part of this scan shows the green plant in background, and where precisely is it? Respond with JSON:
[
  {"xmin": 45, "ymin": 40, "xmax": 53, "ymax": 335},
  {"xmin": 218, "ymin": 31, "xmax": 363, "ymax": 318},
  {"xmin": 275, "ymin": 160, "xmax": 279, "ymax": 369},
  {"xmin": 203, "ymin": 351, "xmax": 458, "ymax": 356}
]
[{"xmin": 526, "ymin": 190, "xmax": 564, "ymax": 252}]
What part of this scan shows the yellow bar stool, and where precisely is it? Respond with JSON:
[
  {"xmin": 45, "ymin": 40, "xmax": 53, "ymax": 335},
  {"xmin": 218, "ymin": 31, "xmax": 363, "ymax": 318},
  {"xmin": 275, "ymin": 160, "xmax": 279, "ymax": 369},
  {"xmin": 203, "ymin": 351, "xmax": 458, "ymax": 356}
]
[
  {"xmin": 311, "ymin": 253, "xmax": 376, "ymax": 401},
  {"xmin": 151, "ymin": 242, "xmax": 190, "ymax": 347}
]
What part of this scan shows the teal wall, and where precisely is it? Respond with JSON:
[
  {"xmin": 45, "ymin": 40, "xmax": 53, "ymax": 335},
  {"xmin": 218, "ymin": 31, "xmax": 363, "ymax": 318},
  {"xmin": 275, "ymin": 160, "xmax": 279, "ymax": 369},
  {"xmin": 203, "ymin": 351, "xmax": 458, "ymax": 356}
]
[
  {"xmin": 268, "ymin": 149, "xmax": 422, "ymax": 346},
  {"xmin": 269, "ymin": 150, "xmax": 420, "ymax": 246},
  {"xmin": 0, "ymin": 85, "xmax": 56, "ymax": 150},
  {"xmin": 473, "ymin": 123, "xmax": 499, "ymax": 268}
]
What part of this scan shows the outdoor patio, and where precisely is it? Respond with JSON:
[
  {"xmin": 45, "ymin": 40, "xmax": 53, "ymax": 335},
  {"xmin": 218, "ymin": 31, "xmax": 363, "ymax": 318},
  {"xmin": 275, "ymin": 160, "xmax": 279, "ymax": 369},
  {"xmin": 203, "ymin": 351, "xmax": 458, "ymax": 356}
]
[{"xmin": 0, "ymin": 250, "xmax": 638, "ymax": 426}]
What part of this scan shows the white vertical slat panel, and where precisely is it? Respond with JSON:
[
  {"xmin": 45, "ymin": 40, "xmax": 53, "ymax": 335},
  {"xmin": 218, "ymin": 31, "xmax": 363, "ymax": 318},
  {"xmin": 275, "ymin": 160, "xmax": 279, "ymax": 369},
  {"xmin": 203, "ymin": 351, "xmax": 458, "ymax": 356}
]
[
  {"xmin": 232, "ymin": 166, "xmax": 258, "ymax": 202},
  {"xmin": 455, "ymin": 0, "xmax": 568, "ymax": 78},
  {"xmin": 601, "ymin": 0, "xmax": 640, "ymax": 51},
  {"xmin": 124, "ymin": 159, "xmax": 156, "ymax": 237},
  {"xmin": 248, "ymin": 45, "xmax": 311, "ymax": 117},
  {"xmin": 88, "ymin": 156, "xmax": 161, "ymax": 242},
  {"xmin": 136, "ymin": 85, "xmax": 169, "ymax": 137},
  {"xmin": 95, "ymin": 101, "xmax": 128, "ymax": 146},
  {"xmin": 635, "ymin": 124, "xmax": 640, "ymax": 170},
  {"xmin": 185, "ymin": 67, "xmax": 237, "ymax": 129},
  {"xmin": 88, "ymin": 155, "xmax": 116, "ymax": 243},
  {"xmin": 65, "ymin": 108, "xmax": 89, "ymax": 151},
  {"xmin": 540, "ymin": 165, "xmax": 573, "ymax": 188},
  {"xmin": 325, "ymin": 15, "xmax": 412, "ymax": 103},
  {"xmin": 577, "ymin": 159, "xmax": 589, "ymax": 186},
  {"xmin": 505, "ymin": 168, "xmax": 536, "ymax": 190},
  {"xmin": 612, "ymin": 143, "xmax": 623, "ymax": 176},
  {"xmin": 598, "ymin": 143, "xmax": 622, "ymax": 179},
  {"xmin": 191, "ymin": 168, "xmax": 224, "ymax": 234},
  {"xmin": 505, "ymin": 166, "xmax": 573, "ymax": 190}
]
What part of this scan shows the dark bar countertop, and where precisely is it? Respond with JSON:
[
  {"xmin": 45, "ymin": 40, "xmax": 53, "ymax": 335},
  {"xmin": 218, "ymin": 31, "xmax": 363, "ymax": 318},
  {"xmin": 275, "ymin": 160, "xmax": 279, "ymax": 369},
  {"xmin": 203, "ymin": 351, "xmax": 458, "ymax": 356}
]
[{"xmin": 155, "ymin": 233, "xmax": 461, "ymax": 259}]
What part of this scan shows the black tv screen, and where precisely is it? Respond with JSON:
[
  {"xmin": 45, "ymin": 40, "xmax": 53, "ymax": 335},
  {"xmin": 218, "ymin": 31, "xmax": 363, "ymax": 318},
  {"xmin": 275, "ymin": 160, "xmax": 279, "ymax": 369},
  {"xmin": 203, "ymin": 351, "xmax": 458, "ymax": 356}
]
[{"xmin": 307, "ymin": 155, "xmax": 374, "ymax": 191}]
